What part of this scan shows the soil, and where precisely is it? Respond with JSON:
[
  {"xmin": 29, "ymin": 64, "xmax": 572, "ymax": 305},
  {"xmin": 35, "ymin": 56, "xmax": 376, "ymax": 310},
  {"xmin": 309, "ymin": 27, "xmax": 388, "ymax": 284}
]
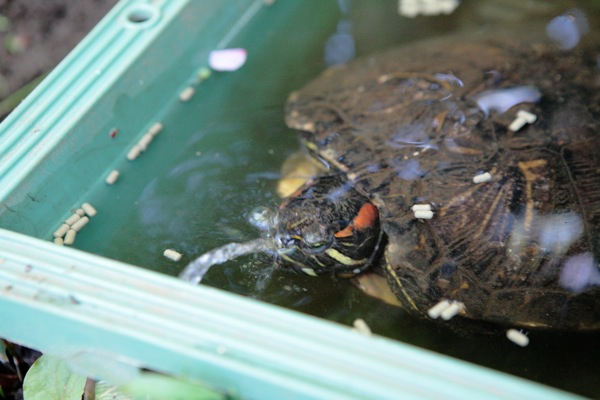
[{"xmin": 0, "ymin": 0, "xmax": 118, "ymax": 118}]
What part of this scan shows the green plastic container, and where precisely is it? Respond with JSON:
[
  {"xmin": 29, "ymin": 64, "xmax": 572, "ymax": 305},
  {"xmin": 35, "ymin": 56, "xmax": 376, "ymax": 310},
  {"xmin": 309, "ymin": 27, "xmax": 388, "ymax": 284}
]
[{"xmin": 0, "ymin": 1, "xmax": 596, "ymax": 398}]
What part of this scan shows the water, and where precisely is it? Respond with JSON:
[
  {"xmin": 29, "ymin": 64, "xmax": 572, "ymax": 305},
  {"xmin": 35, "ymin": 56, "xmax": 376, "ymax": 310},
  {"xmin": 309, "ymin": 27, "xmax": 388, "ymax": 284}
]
[{"xmin": 70, "ymin": 1, "xmax": 600, "ymax": 397}]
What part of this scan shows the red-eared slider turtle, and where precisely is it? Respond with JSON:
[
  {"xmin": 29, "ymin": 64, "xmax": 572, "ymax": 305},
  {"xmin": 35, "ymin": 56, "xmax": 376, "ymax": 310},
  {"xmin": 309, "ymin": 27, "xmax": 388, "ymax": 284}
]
[{"xmin": 181, "ymin": 36, "xmax": 600, "ymax": 332}]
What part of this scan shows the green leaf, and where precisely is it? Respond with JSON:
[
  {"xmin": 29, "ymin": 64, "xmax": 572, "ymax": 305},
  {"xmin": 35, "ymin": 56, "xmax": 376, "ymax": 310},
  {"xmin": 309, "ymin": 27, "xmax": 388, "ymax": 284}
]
[
  {"xmin": 23, "ymin": 354, "xmax": 86, "ymax": 400},
  {"xmin": 120, "ymin": 372, "xmax": 225, "ymax": 400}
]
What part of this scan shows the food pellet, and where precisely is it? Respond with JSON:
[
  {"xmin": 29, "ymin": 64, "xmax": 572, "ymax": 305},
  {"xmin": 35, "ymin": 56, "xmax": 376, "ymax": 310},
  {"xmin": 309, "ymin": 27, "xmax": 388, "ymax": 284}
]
[
  {"xmin": 137, "ymin": 133, "xmax": 154, "ymax": 151},
  {"xmin": 147, "ymin": 122, "xmax": 163, "ymax": 137},
  {"xmin": 127, "ymin": 144, "xmax": 142, "ymax": 161},
  {"xmin": 81, "ymin": 203, "xmax": 97, "ymax": 217},
  {"xmin": 440, "ymin": 301, "xmax": 464, "ymax": 320},
  {"xmin": 506, "ymin": 329, "xmax": 529, "ymax": 347},
  {"xmin": 509, "ymin": 116, "xmax": 527, "ymax": 132},
  {"xmin": 352, "ymin": 318, "xmax": 372, "ymax": 336},
  {"xmin": 75, "ymin": 208, "xmax": 85, "ymax": 216},
  {"xmin": 411, "ymin": 204, "xmax": 432, "ymax": 212},
  {"xmin": 163, "ymin": 249, "xmax": 182, "ymax": 262},
  {"xmin": 197, "ymin": 67, "xmax": 211, "ymax": 81},
  {"xmin": 105, "ymin": 169, "xmax": 120, "ymax": 185},
  {"xmin": 53, "ymin": 237, "xmax": 64, "ymax": 246},
  {"xmin": 414, "ymin": 210, "xmax": 434, "ymax": 219},
  {"xmin": 65, "ymin": 214, "xmax": 81, "ymax": 226},
  {"xmin": 70, "ymin": 216, "xmax": 90, "ymax": 232},
  {"xmin": 427, "ymin": 299, "xmax": 451, "ymax": 319},
  {"xmin": 517, "ymin": 109, "xmax": 537, "ymax": 123},
  {"xmin": 53, "ymin": 224, "xmax": 70, "ymax": 238},
  {"xmin": 179, "ymin": 86, "xmax": 195, "ymax": 102},
  {"xmin": 208, "ymin": 48, "xmax": 248, "ymax": 72},
  {"xmin": 473, "ymin": 172, "xmax": 492, "ymax": 184},
  {"xmin": 64, "ymin": 229, "xmax": 77, "ymax": 245}
]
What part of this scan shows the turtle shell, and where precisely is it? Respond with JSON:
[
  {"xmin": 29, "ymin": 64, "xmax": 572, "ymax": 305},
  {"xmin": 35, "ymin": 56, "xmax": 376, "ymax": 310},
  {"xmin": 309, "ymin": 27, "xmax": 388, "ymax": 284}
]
[{"xmin": 285, "ymin": 36, "xmax": 600, "ymax": 330}]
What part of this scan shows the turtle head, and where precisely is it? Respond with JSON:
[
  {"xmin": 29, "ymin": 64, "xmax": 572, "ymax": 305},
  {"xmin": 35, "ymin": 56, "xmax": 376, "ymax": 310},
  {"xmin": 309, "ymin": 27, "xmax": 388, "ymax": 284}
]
[{"xmin": 273, "ymin": 175, "xmax": 382, "ymax": 276}]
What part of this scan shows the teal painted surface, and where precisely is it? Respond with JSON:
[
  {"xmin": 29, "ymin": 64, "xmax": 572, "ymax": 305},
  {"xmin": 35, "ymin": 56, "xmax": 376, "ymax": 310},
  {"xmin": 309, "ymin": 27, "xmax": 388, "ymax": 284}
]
[{"xmin": 0, "ymin": 229, "xmax": 583, "ymax": 400}]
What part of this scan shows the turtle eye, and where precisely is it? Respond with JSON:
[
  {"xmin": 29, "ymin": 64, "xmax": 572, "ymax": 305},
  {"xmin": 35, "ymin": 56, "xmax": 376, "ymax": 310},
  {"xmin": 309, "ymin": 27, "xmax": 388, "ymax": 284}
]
[{"xmin": 301, "ymin": 233, "xmax": 333, "ymax": 254}]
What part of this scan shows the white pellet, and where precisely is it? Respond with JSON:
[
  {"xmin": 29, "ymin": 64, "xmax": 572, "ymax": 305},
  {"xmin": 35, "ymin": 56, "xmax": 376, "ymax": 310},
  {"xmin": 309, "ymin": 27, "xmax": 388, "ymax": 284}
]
[
  {"xmin": 509, "ymin": 116, "xmax": 527, "ymax": 132},
  {"xmin": 70, "ymin": 216, "xmax": 90, "ymax": 232},
  {"xmin": 137, "ymin": 133, "xmax": 154, "ymax": 151},
  {"xmin": 163, "ymin": 249, "xmax": 182, "ymax": 262},
  {"xmin": 65, "ymin": 213, "xmax": 81, "ymax": 226},
  {"xmin": 427, "ymin": 299, "xmax": 452, "ymax": 319},
  {"xmin": 301, "ymin": 267, "xmax": 318, "ymax": 277},
  {"xmin": 75, "ymin": 208, "xmax": 85, "ymax": 216},
  {"xmin": 352, "ymin": 318, "xmax": 372, "ymax": 336},
  {"xmin": 64, "ymin": 229, "xmax": 77, "ymax": 245},
  {"xmin": 105, "ymin": 169, "xmax": 120, "ymax": 185},
  {"xmin": 506, "ymin": 329, "xmax": 529, "ymax": 347},
  {"xmin": 81, "ymin": 202, "xmax": 97, "ymax": 217},
  {"xmin": 127, "ymin": 144, "xmax": 142, "ymax": 161},
  {"xmin": 473, "ymin": 172, "xmax": 492, "ymax": 184},
  {"xmin": 414, "ymin": 210, "xmax": 434, "ymax": 219},
  {"xmin": 440, "ymin": 301, "xmax": 464, "ymax": 320},
  {"xmin": 411, "ymin": 204, "xmax": 432, "ymax": 212},
  {"xmin": 179, "ymin": 86, "xmax": 195, "ymax": 102},
  {"xmin": 208, "ymin": 48, "xmax": 248, "ymax": 72},
  {"xmin": 53, "ymin": 223, "xmax": 70, "ymax": 238},
  {"xmin": 147, "ymin": 122, "xmax": 163, "ymax": 137},
  {"xmin": 517, "ymin": 109, "xmax": 537, "ymax": 124},
  {"xmin": 53, "ymin": 237, "xmax": 64, "ymax": 246}
]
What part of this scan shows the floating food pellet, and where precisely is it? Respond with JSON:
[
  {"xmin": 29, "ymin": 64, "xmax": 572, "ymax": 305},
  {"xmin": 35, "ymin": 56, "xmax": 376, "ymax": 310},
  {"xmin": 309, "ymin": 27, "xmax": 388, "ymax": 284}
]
[
  {"xmin": 179, "ymin": 86, "xmax": 195, "ymax": 102},
  {"xmin": 208, "ymin": 48, "xmax": 247, "ymax": 72},
  {"xmin": 65, "ymin": 213, "xmax": 81, "ymax": 226},
  {"xmin": 127, "ymin": 144, "xmax": 142, "ymax": 161},
  {"xmin": 506, "ymin": 329, "xmax": 529, "ymax": 347},
  {"xmin": 473, "ymin": 172, "xmax": 492, "ymax": 184},
  {"xmin": 163, "ymin": 249, "xmax": 182, "ymax": 262},
  {"xmin": 352, "ymin": 318, "xmax": 372, "ymax": 336},
  {"xmin": 301, "ymin": 267, "xmax": 318, "ymax": 277},
  {"xmin": 510, "ymin": 110, "xmax": 538, "ymax": 132},
  {"xmin": 414, "ymin": 210, "xmax": 434, "ymax": 219},
  {"xmin": 411, "ymin": 204, "xmax": 432, "ymax": 212},
  {"xmin": 70, "ymin": 216, "xmax": 90, "ymax": 232},
  {"xmin": 197, "ymin": 67, "xmax": 211, "ymax": 82},
  {"xmin": 147, "ymin": 122, "xmax": 163, "ymax": 137},
  {"xmin": 53, "ymin": 224, "xmax": 70, "ymax": 238},
  {"xmin": 427, "ymin": 299, "xmax": 452, "ymax": 319},
  {"xmin": 105, "ymin": 169, "xmax": 120, "ymax": 185},
  {"xmin": 81, "ymin": 203, "xmax": 97, "ymax": 217},
  {"xmin": 64, "ymin": 229, "xmax": 77, "ymax": 246},
  {"xmin": 137, "ymin": 133, "xmax": 154, "ymax": 151},
  {"xmin": 440, "ymin": 301, "xmax": 464, "ymax": 320},
  {"xmin": 517, "ymin": 109, "xmax": 537, "ymax": 124},
  {"xmin": 509, "ymin": 116, "xmax": 527, "ymax": 132}
]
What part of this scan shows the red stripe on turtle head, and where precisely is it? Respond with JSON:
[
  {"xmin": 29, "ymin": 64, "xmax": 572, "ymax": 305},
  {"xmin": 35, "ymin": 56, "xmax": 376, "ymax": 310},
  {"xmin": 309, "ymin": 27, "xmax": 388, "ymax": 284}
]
[{"xmin": 335, "ymin": 202, "xmax": 379, "ymax": 238}]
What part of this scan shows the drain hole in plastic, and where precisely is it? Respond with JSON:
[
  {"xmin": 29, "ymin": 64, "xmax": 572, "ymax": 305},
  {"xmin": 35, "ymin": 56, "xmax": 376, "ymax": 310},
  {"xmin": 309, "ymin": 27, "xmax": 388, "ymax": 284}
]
[{"xmin": 125, "ymin": 4, "xmax": 159, "ymax": 26}]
